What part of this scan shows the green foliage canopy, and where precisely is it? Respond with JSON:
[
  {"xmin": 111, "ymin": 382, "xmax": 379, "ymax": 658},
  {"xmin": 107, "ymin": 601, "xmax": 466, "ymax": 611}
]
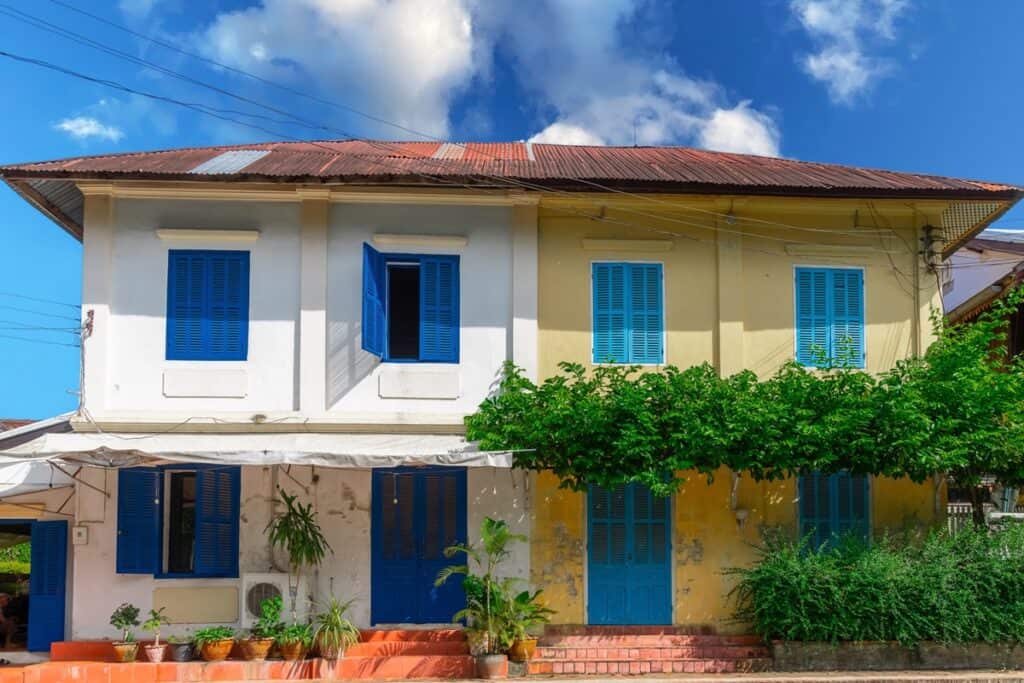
[{"xmin": 465, "ymin": 291, "xmax": 1024, "ymax": 496}]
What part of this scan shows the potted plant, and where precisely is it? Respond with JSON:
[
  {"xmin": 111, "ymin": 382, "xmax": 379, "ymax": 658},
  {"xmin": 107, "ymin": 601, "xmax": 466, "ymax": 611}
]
[
  {"xmin": 312, "ymin": 598, "xmax": 360, "ymax": 659},
  {"xmin": 241, "ymin": 596, "xmax": 283, "ymax": 661},
  {"xmin": 505, "ymin": 590, "xmax": 555, "ymax": 663},
  {"xmin": 436, "ymin": 517, "xmax": 526, "ymax": 679},
  {"xmin": 266, "ymin": 489, "xmax": 332, "ymax": 621},
  {"xmin": 275, "ymin": 622, "xmax": 312, "ymax": 661},
  {"xmin": 193, "ymin": 626, "xmax": 236, "ymax": 662},
  {"xmin": 167, "ymin": 633, "xmax": 194, "ymax": 662},
  {"xmin": 141, "ymin": 607, "xmax": 170, "ymax": 663},
  {"xmin": 110, "ymin": 603, "xmax": 141, "ymax": 663}
]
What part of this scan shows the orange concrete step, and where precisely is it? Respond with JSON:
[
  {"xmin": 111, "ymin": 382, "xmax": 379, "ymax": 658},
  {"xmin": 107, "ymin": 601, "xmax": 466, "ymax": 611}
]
[
  {"xmin": 539, "ymin": 633, "xmax": 767, "ymax": 647},
  {"xmin": 358, "ymin": 629, "xmax": 465, "ymax": 643},
  {"xmin": 335, "ymin": 654, "xmax": 476, "ymax": 679},
  {"xmin": 535, "ymin": 644, "xmax": 771, "ymax": 659},
  {"xmin": 527, "ymin": 656, "xmax": 773, "ymax": 675},
  {"xmin": 346, "ymin": 640, "xmax": 469, "ymax": 656}
]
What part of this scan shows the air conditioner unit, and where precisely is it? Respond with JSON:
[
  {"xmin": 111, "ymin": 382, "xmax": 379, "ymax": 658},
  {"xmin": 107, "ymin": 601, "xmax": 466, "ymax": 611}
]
[{"xmin": 241, "ymin": 573, "xmax": 309, "ymax": 628}]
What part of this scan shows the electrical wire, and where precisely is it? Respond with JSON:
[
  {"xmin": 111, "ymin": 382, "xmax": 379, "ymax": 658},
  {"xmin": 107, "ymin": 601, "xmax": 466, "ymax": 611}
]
[
  {"xmin": 0, "ymin": 333, "xmax": 79, "ymax": 348},
  {"xmin": 0, "ymin": 304, "xmax": 81, "ymax": 323},
  {"xmin": 0, "ymin": 290, "xmax": 79, "ymax": 308}
]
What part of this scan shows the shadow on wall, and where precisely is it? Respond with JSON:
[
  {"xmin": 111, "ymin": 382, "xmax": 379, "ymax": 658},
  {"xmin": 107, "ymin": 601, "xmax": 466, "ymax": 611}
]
[{"xmin": 327, "ymin": 320, "xmax": 378, "ymax": 407}]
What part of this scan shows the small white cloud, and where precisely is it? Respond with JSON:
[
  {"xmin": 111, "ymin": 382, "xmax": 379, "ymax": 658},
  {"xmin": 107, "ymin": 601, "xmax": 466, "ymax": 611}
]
[
  {"xmin": 54, "ymin": 117, "xmax": 125, "ymax": 142},
  {"xmin": 118, "ymin": 0, "xmax": 159, "ymax": 18},
  {"xmin": 529, "ymin": 122, "xmax": 606, "ymax": 146},
  {"xmin": 791, "ymin": 0, "xmax": 910, "ymax": 103},
  {"xmin": 699, "ymin": 102, "xmax": 781, "ymax": 157}
]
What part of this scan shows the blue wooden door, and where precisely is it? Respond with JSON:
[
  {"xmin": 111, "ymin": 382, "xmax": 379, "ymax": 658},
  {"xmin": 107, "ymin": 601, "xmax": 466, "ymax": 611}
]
[
  {"xmin": 372, "ymin": 467, "xmax": 466, "ymax": 624},
  {"xmin": 588, "ymin": 483, "xmax": 671, "ymax": 625},
  {"xmin": 28, "ymin": 521, "xmax": 67, "ymax": 652}
]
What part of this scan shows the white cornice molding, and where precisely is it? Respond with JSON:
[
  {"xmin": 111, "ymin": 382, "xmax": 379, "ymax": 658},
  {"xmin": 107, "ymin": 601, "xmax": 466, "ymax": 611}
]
[
  {"xmin": 156, "ymin": 228, "xmax": 261, "ymax": 242},
  {"xmin": 373, "ymin": 233, "xmax": 469, "ymax": 249}
]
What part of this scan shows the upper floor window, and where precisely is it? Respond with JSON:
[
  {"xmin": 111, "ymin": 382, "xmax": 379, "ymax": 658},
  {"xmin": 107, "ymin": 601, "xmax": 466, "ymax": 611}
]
[
  {"xmin": 794, "ymin": 267, "xmax": 864, "ymax": 368},
  {"xmin": 362, "ymin": 243, "xmax": 460, "ymax": 363},
  {"xmin": 116, "ymin": 465, "xmax": 240, "ymax": 579},
  {"xmin": 166, "ymin": 250, "xmax": 250, "ymax": 361},
  {"xmin": 592, "ymin": 262, "xmax": 663, "ymax": 364},
  {"xmin": 798, "ymin": 471, "xmax": 870, "ymax": 549}
]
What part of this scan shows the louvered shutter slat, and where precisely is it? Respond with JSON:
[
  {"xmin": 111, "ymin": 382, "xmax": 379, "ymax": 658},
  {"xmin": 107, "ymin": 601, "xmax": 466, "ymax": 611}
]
[
  {"xmin": 116, "ymin": 468, "xmax": 160, "ymax": 574},
  {"xmin": 193, "ymin": 467, "xmax": 240, "ymax": 578},
  {"xmin": 166, "ymin": 250, "xmax": 249, "ymax": 360},
  {"xmin": 627, "ymin": 264, "xmax": 663, "ymax": 364},
  {"xmin": 593, "ymin": 263, "xmax": 629, "ymax": 363},
  {"xmin": 419, "ymin": 255, "xmax": 459, "ymax": 362},
  {"xmin": 795, "ymin": 268, "xmax": 830, "ymax": 366},
  {"xmin": 831, "ymin": 269, "xmax": 864, "ymax": 367}
]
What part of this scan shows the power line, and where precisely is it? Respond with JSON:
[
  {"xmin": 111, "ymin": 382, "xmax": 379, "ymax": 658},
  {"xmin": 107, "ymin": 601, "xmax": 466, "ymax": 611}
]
[
  {"xmin": 20, "ymin": 3, "xmax": 904, "ymax": 242},
  {"xmin": 0, "ymin": 333, "xmax": 80, "ymax": 348},
  {"xmin": 0, "ymin": 290, "xmax": 79, "ymax": 309},
  {"xmin": 0, "ymin": 304, "xmax": 81, "ymax": 323}
]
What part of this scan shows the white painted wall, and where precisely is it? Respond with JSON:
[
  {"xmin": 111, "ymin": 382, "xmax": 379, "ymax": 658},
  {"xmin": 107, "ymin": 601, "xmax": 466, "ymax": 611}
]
[
  {"xmin": 84, "ymin": 198, "xmax": 524, "ymax": 424},
  {"xmin": 945, "ymin": 241, "xmax": 1023, "ymax": 313},
  {"xmin": 65, "ymin": 465, "xmax": 530, "ymax": 638}
]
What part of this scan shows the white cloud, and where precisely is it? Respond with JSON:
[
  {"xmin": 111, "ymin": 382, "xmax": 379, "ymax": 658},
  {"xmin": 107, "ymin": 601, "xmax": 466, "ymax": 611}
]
[
  {"xmin": 791, "ymin": 0, "xmax": 910, "ymax": 103},
  {"xmin": 54, "ymin": 117, "xmax": 125, "ymax": 142},
  {"xmin": 699, "ymin": 102, "xmax": 782, "ymax": 157},
  {"xmin": 529, "ymin": 123, "xmax": 606, "ymax": 146},
  {"xmin": 198, "ymin": 0, "xmax": 476, "ymax": 138},
  {"xmin": 119, "ymin": 0, "xmax": 160, "ymax": 18}
]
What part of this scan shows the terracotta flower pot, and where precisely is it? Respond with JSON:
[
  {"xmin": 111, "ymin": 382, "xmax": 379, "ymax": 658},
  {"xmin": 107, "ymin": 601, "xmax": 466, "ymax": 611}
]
[
  {"xmin": 111, "ymin": 642, "xmax": 139, "ymax": 663},
  {"xmin": 278, "ymin": 641, "xmax": 306, "ymax": 661},
  {"xmin": 315, "ymin": 639, "xmax": 344, "ymax": 660},
  {"xmin": 241, "ymin": 638, "xmax": 274, "ymax": 662},
  {"xmin": 168, "ymin": 643, "xmax": 194, "ymax": 662},
  {"xmin": 199, "ymin": 638, "xmax": 235, "ymax": 662},
  {"xmin": 143, "ymin": 643, "xmax": 167, "ymax": 663},
  {"xmin": 507, "ymin": 638, "xmax": 537, "ymax": 663},
  {"xmin": 476, "ymin": 654, "xmax": 508, "ymax": 679}
]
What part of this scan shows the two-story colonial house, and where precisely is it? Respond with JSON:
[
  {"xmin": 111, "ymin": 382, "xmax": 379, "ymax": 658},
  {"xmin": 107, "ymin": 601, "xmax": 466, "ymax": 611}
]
[{"xmin": 0, "ymin": 141, "xmax": 1019, "ymax": 675}]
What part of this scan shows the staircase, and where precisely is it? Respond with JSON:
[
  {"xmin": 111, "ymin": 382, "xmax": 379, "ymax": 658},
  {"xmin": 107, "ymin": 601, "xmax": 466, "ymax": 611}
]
[
  {"xmin": 333, "ymin": 629, "xmax": 476, "ymax": 679},
  {"xmin": 526, "ymin": 626, "xmax": 772, "ymax": 676}
]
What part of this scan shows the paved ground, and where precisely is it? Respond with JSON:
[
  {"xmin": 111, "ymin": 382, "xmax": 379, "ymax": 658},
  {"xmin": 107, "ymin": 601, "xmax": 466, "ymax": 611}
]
[{"xmin": 517, "ymin": 674, "xmax": 1024, "ymax": 683}]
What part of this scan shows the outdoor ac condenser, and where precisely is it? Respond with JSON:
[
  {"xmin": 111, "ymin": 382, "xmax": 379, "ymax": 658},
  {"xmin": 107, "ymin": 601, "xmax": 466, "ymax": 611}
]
[{"xmin": 240, "ymin": 573, "xmax": 309, "ymax": 628}]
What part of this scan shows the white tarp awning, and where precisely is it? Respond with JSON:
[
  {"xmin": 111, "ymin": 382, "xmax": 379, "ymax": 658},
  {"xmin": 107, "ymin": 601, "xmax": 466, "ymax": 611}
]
[
  {"xmin": 0, "ymin": 460, "xmax": 75, "ymax": 497},
  {"xmin": 0, "ymin": 430, "xmax": 514, "ymax": 469}
]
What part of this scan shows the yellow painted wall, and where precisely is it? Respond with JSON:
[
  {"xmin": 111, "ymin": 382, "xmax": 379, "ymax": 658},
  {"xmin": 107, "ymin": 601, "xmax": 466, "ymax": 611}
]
[{"xmin": 532, "ymin": 194, "xmax": 954, "ymax": 630}]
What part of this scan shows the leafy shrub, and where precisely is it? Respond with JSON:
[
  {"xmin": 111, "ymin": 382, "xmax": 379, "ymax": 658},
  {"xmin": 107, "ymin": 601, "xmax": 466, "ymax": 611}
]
[{"xmin": 729, "ymin": 524, "xmax": 1024, "ymax": 645}]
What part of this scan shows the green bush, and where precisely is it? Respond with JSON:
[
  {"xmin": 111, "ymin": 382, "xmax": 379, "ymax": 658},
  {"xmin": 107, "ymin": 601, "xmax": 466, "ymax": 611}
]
[{"xmin": 729, "ymin": 525, "xmax": 1024, "ymax": 645}]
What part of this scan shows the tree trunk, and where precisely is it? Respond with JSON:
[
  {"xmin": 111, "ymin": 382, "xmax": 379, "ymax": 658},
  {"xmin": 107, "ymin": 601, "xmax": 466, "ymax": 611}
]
[{"xmin": 969, "ymin": 486, "xmax": 988, "ymax": 527}]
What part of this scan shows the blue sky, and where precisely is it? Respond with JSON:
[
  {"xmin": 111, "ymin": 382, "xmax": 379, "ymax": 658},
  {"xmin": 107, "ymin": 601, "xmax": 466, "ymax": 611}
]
[{"xmin": 1, "ymin": 0, "xmax": 1022, "ymax": 418}]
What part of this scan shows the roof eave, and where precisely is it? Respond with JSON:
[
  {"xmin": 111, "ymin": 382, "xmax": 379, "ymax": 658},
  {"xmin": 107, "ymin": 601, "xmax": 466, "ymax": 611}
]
[{"xmin": 3, "ymin": 178, "xmax": 82, "ymax": 241}]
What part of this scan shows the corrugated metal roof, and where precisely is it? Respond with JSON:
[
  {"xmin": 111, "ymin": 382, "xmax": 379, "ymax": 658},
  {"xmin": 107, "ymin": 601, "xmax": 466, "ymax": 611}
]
[{"xmin": 2, "ymin": 139, "xmax": 1019, "ymax": 198}]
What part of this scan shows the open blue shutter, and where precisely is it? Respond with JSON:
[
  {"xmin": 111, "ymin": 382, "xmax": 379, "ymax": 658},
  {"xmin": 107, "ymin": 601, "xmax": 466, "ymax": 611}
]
[
  {"xmin": 419, "ymin": 255, "xmax": 459, "ymax": 362},
  {"xmin": 831, "ymin": 269, "xmax": 864, "ymax": 368},
  {"xmin": 207, "ymin": 252, "xmax": 249, "ymax": 360},
  {"xmin": 166, "ymin": 252, "xmax": 206, "ymax": 360},
  {"xmin": 362, "ymin": 243, "xmax": 386, "ymax": 357},
  {"xmin": 27, "ymin": 521, "xmax": 67, "ymax": 652},
  {"xmin": 795, "ymin": 268, "xmax": 829, "ymax": 366},
  {"xmin": 627, "ymin": 264, "xmax": 663, "ymax": 363},
  {"xmin": 593, "ymin": 264, "xmax": 628, "ymax": 363},
  {"xmin": 194, "ymin": 466, "xmax": 240, "ymax": 578},
  {"xmin": 117, "ymin": 468, "xmax": 160, "ymax": 574}
]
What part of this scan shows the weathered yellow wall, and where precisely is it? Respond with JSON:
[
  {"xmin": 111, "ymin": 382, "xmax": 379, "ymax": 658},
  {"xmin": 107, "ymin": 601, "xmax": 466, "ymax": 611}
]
[{"xmin": 532, "ymin": 194, "xmax": 951, "ymax": 629}]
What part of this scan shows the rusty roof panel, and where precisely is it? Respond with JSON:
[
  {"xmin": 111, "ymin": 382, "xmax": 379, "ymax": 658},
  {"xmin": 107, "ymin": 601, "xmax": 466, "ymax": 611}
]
[{"xmin": 1, "ymin": 139, "xmax": 1019, "ymax": 200}]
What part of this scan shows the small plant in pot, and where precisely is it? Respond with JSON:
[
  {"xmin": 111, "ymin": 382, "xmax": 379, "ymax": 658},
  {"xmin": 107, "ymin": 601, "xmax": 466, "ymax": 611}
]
[
  {"xmin": 167, "ymin": 633, "xmax": 194, "ymax": 662},
  {"xmin": 437, "ymin": 517, "xmax": 526, "ymax": 679},
  {"xmin": 266, "ymin": 489, "xmax": 332, "ymax": 622},
  {"xmin": 312, "ymin": 597, "xmax": 360, "ymax": 659},
  {"xmin": 242, "ymin": 596, "xmax": 283, "ymax": 661},
  {"xmin": 275, "ymin": 622, "xmax": 312, "ymax": 661},
  {"xmin": 110, "ymin": 603, "xmax": 141, "ymax": 663},
  {"xmin": 504, "ymin": 590, "xmax": 555, "ymax": 663},
  {"xmin": 141, "ymin": 607, "xmax": 170, "ymax": 663},
  {"xmin": 193, "ymin": 626, "xmax": 236, "ymax": 662}
]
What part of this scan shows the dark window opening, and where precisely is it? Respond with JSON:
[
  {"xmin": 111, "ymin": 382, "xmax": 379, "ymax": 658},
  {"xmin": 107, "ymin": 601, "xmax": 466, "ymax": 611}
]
[
  {"xmin": 1010, "ymin": 303, "xmax": 1024, "ymax": 358},
  {"xmin": 166, "ymin": 471, "xmax": 197, "ymax": 574},
  {"xmin": 387, "ymin": 265, "xmax": 420, "ymax": 360}
]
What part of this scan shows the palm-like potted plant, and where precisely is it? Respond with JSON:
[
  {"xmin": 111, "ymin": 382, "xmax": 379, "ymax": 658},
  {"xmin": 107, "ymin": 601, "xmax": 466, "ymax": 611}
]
[
  {"xmin": 167, "ymin": 633, "xmax": 194, "ymax": 662},
  {"xmin": 505, "ymin": 590, "xmax": 555, "ymax": 663},
  {"xmin": 193, "ymin": 626, "xmax": 236, "ymax": 662},
  {"xmin": 141, "ymin": 607, "xmax": 170, "ymax": 662},
  {"xmin": 436, "ymin": 517, "xmax": 526, "ymax": 679},
  {"xmin": 266, "ymin": 489, "xmax": 332, "ymax": 621},
  {"xmin": 312, "ymin": 598, "xmax": 361, "ymax": 659},
  {"xmin": 275, "ymin": 622, "xmax": 313, "ymax": 661},
  {"xmin": 241, "ymin": 596, "xmax": 283, "ymax": 661},
  {"xmin": 110, "ymin": 603, "xmax": 141, "ymax": 663}
]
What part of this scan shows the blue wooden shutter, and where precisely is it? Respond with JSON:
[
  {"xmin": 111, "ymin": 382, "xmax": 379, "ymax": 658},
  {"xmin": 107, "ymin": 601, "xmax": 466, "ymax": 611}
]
[
  {"xmin": 834, "ymin": 472, "xmax": 870, "ymax": 542},
  {"xmin": 798, "ymin": 472, "xmax": 831, "ymax": 549},
  {"xmin": 194, "ymin": 466, "xmax": 240, "ymax": 578},
  {"xmin": 117, "ymin": 468, "xmax": 160, "ymax": 574},
  {"xmin": 206, "ymin": 252, "xmax": 250, "ymax": 360},
  {"xmin": 830, "ymin": 269, "xmax": 865, "ymax": 368},
  {"xmin": 166, "ymin": 250, "xmax": 249, "ymax": 360},
  {"xmin": 362, "ymin": 243, "xmax": 386, "ymax": 357},
  {"xmin": 166, "ymin": 251, "xmax": 206, "ymax": 360},
  {"xmin": 627, "ymin": 264, "xmax": 663, "ymax": 364},
  {"xmin": 593, "ymin": 263, "xmax": 628, "ymax": 363},
  {"xmin": 419, "ymin": 255, "xmax": 460, "ymax": 362},
  {"xmin": 27, "ymin": 521, "xmax": 67, "ymax": 652},
  {"xmin": 795, "ymin": 268, "xmax": 829, "ymax": 366},
  {"xmin": 587, "ymin": 484, "xmax": 629, "ymax": 624}
]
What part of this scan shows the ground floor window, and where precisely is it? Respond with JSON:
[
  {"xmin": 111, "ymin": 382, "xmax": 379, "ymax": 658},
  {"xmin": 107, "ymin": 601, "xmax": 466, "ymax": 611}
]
[{"xmin": 798, "ymin": 471, "xmax": 870, "ymax": 549}]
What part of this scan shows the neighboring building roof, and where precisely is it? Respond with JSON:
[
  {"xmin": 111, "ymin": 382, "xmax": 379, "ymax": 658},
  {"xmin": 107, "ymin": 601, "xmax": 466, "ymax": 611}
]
[
  {"xmin": 2, "ymin": 140, "xmax": 1021, "ymax": 247},
  {"xmin": 0, "ymin": 420, "xmax": 33, "ymax": 432},
  {"xmin": 967, "ymin": 229, "xmax": 1024, "ymax": 255}
]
